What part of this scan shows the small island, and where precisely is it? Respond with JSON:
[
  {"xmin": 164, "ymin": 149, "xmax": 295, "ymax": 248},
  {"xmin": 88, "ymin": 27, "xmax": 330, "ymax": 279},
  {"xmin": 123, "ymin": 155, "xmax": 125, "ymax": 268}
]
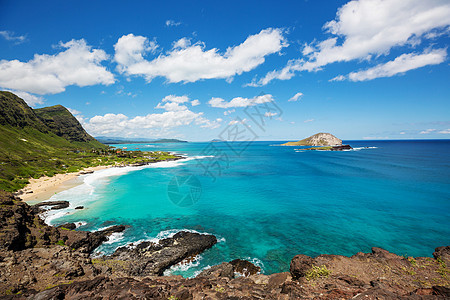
[{"xmin": 281, "ymin": 133, "xmax": 353, "ymax": 151}]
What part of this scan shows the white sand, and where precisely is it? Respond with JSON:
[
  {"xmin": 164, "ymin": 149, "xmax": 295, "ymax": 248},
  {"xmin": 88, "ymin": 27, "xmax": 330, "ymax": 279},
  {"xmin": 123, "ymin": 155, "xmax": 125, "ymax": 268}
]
[{"xmin": 19, "ymin": 165, "xmax": 112, "ymax": 202}]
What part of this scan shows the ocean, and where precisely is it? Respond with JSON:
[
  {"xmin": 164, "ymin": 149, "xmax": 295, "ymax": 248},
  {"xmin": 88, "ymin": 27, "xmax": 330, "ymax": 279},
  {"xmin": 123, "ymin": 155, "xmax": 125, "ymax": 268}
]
[{"xmin": 42, "ymin": 140, "xmax": 450, "ymax": 277}]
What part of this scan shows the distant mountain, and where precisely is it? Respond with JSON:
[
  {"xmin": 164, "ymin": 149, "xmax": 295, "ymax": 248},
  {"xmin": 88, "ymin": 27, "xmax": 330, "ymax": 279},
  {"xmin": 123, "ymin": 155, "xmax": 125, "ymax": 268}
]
[
  {"xmin": 0, "ymin": 91, "xmax": 106, "ymax": 191},
  {"xmin": 281, "ymin": 133, "xmax": 342, "ymax": 146},
  {"xmin": 96, "ymin": 137, "xmax": 188, "ymax": 144}
]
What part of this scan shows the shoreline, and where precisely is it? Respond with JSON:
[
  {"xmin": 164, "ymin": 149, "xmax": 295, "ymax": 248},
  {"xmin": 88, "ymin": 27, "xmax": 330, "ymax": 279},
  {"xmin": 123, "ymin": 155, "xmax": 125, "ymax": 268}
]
[
  {"xmin": 17, "ymin": 156, "xmax": 185, "ymax": 203},
  {"xmin": 17, "ymin": 165, "xmax": 113, "ymax": 202}
]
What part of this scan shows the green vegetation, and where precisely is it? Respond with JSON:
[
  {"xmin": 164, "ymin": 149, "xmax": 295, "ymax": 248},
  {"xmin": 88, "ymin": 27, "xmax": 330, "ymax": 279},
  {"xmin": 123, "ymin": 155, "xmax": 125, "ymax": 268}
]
[
  {"xmin": 305, "ymin": 265, "xmax": 332, "ymax": 281},
  {"xmin": 56, "ymin": 240, "xmax": 65, "ymax": 246},
  {"xmin": 0, "ymin": 91, "xmax": 179, "ymax": 192},
  {"xmin": 436, "ymin": 257, "xmax": 449, "ymax": 278},
  {"xmin": 304, "ymin": 146, "xmax": 333, "ymax": 151}
]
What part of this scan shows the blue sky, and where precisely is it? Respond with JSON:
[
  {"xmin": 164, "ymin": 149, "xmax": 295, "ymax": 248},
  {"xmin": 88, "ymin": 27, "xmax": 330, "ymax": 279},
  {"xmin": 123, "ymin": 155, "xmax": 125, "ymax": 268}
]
[{"xmin": 1, "ymin": 0, "xmax": 449, "ymax": 141}]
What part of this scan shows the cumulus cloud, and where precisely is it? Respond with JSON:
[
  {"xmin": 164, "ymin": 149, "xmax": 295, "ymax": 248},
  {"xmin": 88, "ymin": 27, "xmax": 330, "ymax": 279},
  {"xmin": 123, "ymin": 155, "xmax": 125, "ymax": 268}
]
[
  {"xmin": 288, "ymin": 92, "xmax": 303, "ymax": 102},
  {"xmin": 161, "ymin": 95, "xmax": 189, "ymax": 103},
  {"xmin": 253, "ymin": 0, "xmax": 450, "ymax": 85},
  {"xmin": 114, "ymin": 34, "xmax": 158, "ymax": 73},
  {"xmin": 0, "ymin": 31, "xmax": 26, "ymax": 44},
  {"xmin": 335, "ymin": 49, "xmax": 447, "ymax": 81},
  {"xmin": 114, "ymin": 28, "xmax": 287, "ymax": 83},
  {"xmin": 208, "ymin": 94, "xmax": 274, "ymax": 109},
  {"xmin": 82, "ymin": 95, "xmax": 220, "ymax": 136},
  {"xmin": 438, "ymin": 129, "xmax": 450, "ymax": 134},
  {"xmin": 419, "ymin": 129, "xmax": 436, "ymax": 134},
  {"xmin": 0, "ymin": 39, "xmax": 115, "ymax": 95},
  {"xmin": 191, "ymin": 99, "xmax": 200, "ymax": 106}
]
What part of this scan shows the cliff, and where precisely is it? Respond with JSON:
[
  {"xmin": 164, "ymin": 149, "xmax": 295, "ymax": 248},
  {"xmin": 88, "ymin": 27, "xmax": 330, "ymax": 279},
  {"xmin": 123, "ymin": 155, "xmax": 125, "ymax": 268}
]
[
  {"xmin": 34, "ymin": 105, "xmax": 100, "ymax": 144},
  {"xmin": 282, "ymin": 133, "xmax": 343, "ymax": 146}
]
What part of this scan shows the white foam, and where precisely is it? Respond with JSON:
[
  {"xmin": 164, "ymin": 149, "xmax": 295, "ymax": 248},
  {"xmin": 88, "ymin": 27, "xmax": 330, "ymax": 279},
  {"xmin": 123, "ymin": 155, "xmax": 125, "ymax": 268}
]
[
  {"xmin": 75, "ymin": 221, "xmax": 87, "ymax": 228},
  {"xmin": 104, "ymin": 232, "xmax": 125, "ymax": 244},
  {"xmin": 163, "ymin": 254, "xmax": 203, "ymax": 276}
]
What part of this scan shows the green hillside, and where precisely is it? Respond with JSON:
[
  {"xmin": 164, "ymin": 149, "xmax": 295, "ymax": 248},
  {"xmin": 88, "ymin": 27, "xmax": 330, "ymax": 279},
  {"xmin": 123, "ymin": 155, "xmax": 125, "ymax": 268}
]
[
  {"xmin": 0, "ymin": 91, "xmax": 109, "ymax": 191},
  {"xmin": 0, "ymin": 91, "xmax": 179, "ymax": 192}
]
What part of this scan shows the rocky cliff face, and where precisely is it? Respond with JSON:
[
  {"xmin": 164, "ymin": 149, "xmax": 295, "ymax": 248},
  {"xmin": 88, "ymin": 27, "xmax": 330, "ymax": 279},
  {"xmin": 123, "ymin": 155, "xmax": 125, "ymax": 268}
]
[
  {"xmin": 34, "ymin": 105, "xmax": 100, "ymax": 144},
  {"xmin": 0, "ymin": 190, "xmax": 449, "ymax": 299},
  {"xmin": 282, "ymin": 133, "xmax": 343, "ymax": 146}
]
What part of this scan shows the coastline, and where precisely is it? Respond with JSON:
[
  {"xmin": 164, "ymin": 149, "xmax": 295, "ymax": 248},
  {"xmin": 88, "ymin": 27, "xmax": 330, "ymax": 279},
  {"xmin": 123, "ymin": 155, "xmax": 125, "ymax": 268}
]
[
  {"xmin": 17, "ymin": 155, "xmax": 185, "ymax": 203},
  {"xmin": 17, "ymin": 165, "xmax": 113, "ymax": 202}
]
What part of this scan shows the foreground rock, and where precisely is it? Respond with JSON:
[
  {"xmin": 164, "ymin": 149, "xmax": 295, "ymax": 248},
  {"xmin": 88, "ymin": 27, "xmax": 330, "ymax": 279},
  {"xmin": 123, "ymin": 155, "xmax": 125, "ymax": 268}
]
[
  {"xmin": 96, "ymin": 231, "xmax": 217, "ymax": 276},
  {"xmin": 1, "ymin": 190, "xmax": 449, "ymax": 299},
  {"xmin": 281, "ymin": 132, "xmax": 342, "ymax": 146}
]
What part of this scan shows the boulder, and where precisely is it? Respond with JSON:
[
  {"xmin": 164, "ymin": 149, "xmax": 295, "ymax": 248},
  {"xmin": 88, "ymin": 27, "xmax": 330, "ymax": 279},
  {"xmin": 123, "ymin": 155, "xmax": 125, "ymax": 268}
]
[
  {"xmin": 290, "ymin": 254, "xmax": 314, "ymax": 279},
  {"xmin": 107, "ymin": 231, "xmax": 217, "ymax": 276}
]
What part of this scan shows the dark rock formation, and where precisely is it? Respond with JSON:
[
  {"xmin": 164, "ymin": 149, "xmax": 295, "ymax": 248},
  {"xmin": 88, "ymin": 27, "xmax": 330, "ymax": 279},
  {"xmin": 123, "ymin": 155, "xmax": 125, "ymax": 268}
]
[
  {"xmin": 57, "ymin": 223, "xmax": 76, "ymax": 230},
  {"xmin": 102, "ymin": 231, "xmax": 217, "ymax": 276},
  {"xmin": 330, "ymin": 144, "xmax": 352, "ymax": 151},
  {"xmin": 433, "ymin": 246, "xmax": 450, "ymax": 262},
  {"xmin": 290, "ymin": 254, "xmax": 314, "ymax": 279},
  {"xmin": 229, "ymin": 259, "xmax": 261, "ymax": 276},
  {"xmin": 59, "ymin": 225, "xmax": 127, "ymax": 253},
  {"xmin": 74, "ymin": 206, "xmax": 84, "ymax": 210},
  {"xmin": 32, "ymin": 200, "xmax": 69, "ymax": 213}
]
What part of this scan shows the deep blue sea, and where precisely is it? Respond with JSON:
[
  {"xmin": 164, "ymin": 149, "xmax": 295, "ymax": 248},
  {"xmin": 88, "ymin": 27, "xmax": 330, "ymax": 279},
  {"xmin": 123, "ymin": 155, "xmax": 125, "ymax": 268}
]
[{"xmin": 44, "ymin": 140, "xmax": 450, "ymax": 277}]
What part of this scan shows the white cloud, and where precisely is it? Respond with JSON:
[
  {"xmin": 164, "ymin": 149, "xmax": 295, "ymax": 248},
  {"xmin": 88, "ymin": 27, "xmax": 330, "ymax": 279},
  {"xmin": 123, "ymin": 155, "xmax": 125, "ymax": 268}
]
[
  {"xmin": 438, "ymin": 129, "xmax": 450, "ymax": 134},
  {"xmin": 67, "ymin": 107, "xmax": 81, "ymax": 115},
  {"xmin": 208, "ymin": 94, "xmax": 274, "ymax": 109},
  {"xmin": 114, "ymin": 28, "xmax": 287, "ymax": 83},
  {"xmin": 6, "ymin": 90, "xmax": 44, "ymax": 107},
  {"xmin": 0, "ymin": 31, "xmax": 26, "ymax": 44},
  {"xmin": 173, "ymin": 38, "xmax": 191, "ymax": 49},
  {"xmin": 0, "ymin": 39, "xmax": 115, "ymax": 95},
  {"xmin": 114, "ymin": 34, "xmax": 158, "ymax": 73},
  {"xmin": 264, "ymin": 112, "xmax": 277, "ymax": 117},
  {"xmin": 162, "ymin": 95, "xmax": 189, "ymax": 103},
  {"xmin": 156, "ymin": 94, "xmax": 194, "ymax": 111},
  {"xmin": 82, "ymin": 94, "xmax": 221, "ymax": 136},
  {"xmin": 339, "ymin": 49, "xmax": 447, "ymax": 81},
  {"xmin": 419, "ymin": 129, "xmax": 436, "ymax": 134},
  {"xmin": 303, "ymin": 119, "xmax": 314, "ymax": 123},
  {"xmin": 156, "ymin": 102, "xmax": 188, "ymax": 111},
  {"xmin": 228, "ymin": 118, "xmax": 247, "ymax": 125},
  {"xmin": 288, "ymin": 92, "xmax": 303, "ymax": 102},
  {"xmin": 166, "ymin": 20, "xmax": 181, "ymax": 27},
  {"xmin": 254, "ymin": 0, "xmax": 450, "ymax": 85},
  {"xmin": 191, "ymin": 99, "xmax": 200, "ymax": 106},
  {"xmin": 82, "ymin": 109, "xmax": 217, "ymax": 137},
  {"xmin": 224, "ymin": 109, "xmax": 235, "ymax": 116}
]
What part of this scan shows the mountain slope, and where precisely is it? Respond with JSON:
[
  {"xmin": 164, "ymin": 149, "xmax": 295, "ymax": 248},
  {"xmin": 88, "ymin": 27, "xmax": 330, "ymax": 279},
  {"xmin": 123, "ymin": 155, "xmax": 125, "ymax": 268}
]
[
  {"xmin": 281, "ymin": 133, "xmax": 342, "ymax": 146},
  {"xmin": 0, "ymin": 91, "xmax": 106, "ymax": 191},
  {"xmin": 35, "ymin": 105, "xmax": 103, "ymax": 147}
]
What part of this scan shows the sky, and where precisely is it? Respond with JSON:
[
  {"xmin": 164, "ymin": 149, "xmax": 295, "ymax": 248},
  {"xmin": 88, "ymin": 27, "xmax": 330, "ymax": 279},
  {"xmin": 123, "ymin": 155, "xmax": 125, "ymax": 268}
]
[{"xmin": 1, "ymin": 0, "xmax": 449, "ymax": 141}]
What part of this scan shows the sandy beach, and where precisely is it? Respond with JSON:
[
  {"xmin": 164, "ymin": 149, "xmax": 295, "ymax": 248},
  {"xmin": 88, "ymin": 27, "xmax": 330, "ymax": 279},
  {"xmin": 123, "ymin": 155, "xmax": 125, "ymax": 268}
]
[{"xmin": 18, "ymin": 165, "xmax": 112, "ymax": 202}]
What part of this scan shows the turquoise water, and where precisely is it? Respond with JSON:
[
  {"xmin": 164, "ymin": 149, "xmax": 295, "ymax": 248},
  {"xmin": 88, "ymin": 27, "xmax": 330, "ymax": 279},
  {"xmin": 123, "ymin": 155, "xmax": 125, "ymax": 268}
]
[{"xmin": 45, "ymin": 140, "xmax": 450, "ymax": 276}]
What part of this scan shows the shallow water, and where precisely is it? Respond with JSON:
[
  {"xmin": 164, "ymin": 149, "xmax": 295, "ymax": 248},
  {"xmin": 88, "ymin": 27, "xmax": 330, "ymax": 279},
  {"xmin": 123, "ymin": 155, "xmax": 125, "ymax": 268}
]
[{"xmin": 45, "ymin": 140, "xmax": 450, "ymax": 277}]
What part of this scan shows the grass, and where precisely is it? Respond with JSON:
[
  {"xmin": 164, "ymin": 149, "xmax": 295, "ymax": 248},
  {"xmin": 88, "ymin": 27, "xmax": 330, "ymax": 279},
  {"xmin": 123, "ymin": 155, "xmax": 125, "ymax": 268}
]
[
  {"xmin": 305, "ymin": 265, "xmax": 332, "ymax": 281},
  {"xmin": 436, "ymin": 257, "xmax": 449, "ymax": 278},
  {"xmin": 0, "ymin": 125, "xmax": 178, "ymax": 192}
]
